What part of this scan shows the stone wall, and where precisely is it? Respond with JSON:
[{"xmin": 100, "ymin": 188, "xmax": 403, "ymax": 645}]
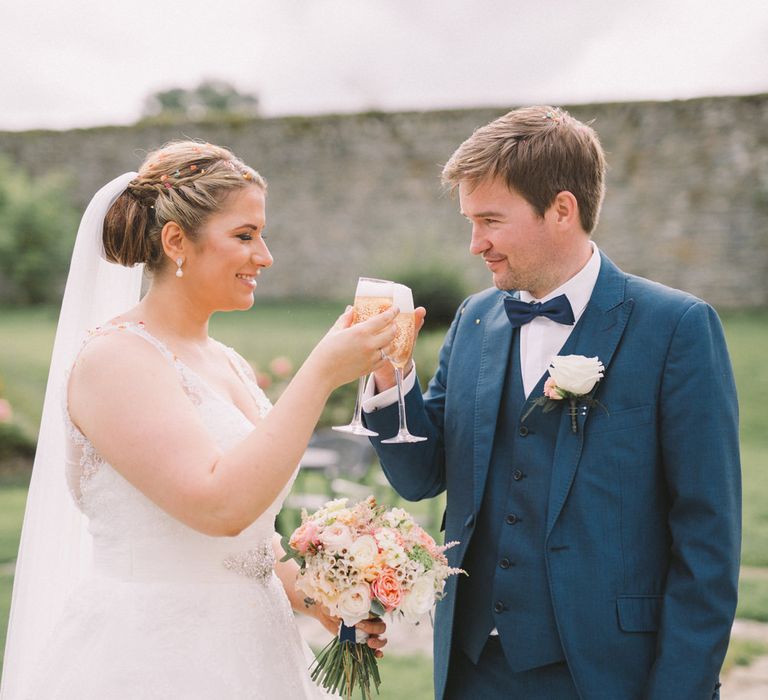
[{"xmin": 1, "ymin": 94, "xmax": 766, "ymax": 307}]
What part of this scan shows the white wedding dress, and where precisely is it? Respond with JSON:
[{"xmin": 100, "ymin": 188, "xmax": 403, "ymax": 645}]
[{"xmin": 22, "ymin": 322, "xmax": 333, "ymax": 699}]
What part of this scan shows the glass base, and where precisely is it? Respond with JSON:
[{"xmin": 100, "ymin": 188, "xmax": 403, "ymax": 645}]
[
  {"xmin": 332, "ymin": 423, "xmax": 379, "ymax": 437},
  {"xmin": 380, "ymin": 430, "xmax": 428, "ymax": 444}
]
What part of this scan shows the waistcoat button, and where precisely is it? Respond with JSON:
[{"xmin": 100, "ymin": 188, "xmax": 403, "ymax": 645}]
[
  {"xmin": 519, "ymin": 425, "xmax": 529, "ymax": 436},
  {"xmin": 505, "ymin": 513, "xmax": 518, "ymax": 525},
  {"xmin": 494, "ymin": 601, "xmax": 505, "ymax": 614},
  {"xmin": 499, "ymin": 558, "xmax": 511, "ymax": 569}
]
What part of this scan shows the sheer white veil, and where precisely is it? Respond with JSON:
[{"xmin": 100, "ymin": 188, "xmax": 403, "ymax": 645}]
[{"xmin": 1, "ymin": 172, "xmax": 143, "ymax": 698}]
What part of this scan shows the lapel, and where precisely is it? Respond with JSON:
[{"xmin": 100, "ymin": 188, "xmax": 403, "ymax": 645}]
[
  {"xmin": 545, "ymin": 253, "xmax": 635, "ymax": 537},
  {"xmin": 472, "ymin": 293, "xmax": 514, "ymax": 513}
]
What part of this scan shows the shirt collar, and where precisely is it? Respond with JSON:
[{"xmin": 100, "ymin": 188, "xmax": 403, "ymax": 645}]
[{"xmin": 519, "ymin": 241, "xmax": 601, "ymax": 323}]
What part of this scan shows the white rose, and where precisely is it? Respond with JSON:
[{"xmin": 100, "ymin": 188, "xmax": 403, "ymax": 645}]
[
  {"xmin": 336, "ymin": 583, "xmax": 372, "ymax": 626},
  {"xmin": 348, "ymin": 535, "xmax": 379, "ymax": 569},
  {"xmin": 323, "ymin": 498, "xmax": 349, "ymax": 513},
  {"xmin": 548, "ymin": 355, "xmax": 604, "ymax": 395},
  {"xmin": 401, "ymin": 577, "xmax": 436, "ymax": 624},
  {"xmin": 320, "ymin": 523, "xmax": 354, "ymax": 552}
]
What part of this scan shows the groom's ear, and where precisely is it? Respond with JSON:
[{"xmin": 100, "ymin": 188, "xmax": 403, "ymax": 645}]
[{"xmin": 160, "ymin": 221, "xmax": 188, "ymax": 262}]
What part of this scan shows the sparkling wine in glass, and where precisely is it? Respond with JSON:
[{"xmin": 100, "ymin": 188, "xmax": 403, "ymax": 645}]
[
  {"xmin": 381, "ymin": 284, "xmax": 427, "ymax": 444},
  {"xmin": 332, "ymin": 277, "xmax": 394, "ymax": 436}
]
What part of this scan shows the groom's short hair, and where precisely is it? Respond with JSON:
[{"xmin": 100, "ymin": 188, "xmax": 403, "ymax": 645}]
[{"xmin": 442, "ymin": 106, "xmax": 607, "ymax": 234}]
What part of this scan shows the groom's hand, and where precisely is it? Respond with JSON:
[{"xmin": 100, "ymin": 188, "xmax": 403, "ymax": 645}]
[
  {"xmin": 356, "ymin": 617, "xmax": 388, "ymax": 658},
  {"xmin": 373, "ymin": 306, "xmax": 426, "ymax": 393}
]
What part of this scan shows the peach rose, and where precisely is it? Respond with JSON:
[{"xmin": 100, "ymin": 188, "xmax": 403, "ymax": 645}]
[
  {"xmin": 371, "ymin": 569, "xmax": 403, "ymax": 612},
  {"xmin": 0, "ymin": 398, "xmax": 12, "ymax": 423}
]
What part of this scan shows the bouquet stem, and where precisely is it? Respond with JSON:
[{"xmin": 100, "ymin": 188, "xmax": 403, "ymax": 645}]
[{"xmin": 310, "ymin": 623, "xmax": 381, "ymax": 700}]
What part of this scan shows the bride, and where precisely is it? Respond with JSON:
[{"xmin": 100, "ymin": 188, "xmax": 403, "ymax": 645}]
[{"xmin": 1, "ymin": 141, "xmax": 393, "ymax": 699}]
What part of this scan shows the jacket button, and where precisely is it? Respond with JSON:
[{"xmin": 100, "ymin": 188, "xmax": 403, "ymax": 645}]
[
  {"xmin": 499, "ymin": 558, "xmax": 511, "ymax": 569},
  {"xmin": 519, "ymin": 425, "xmax": 529, "ymax": 436},
  {"xmin": 493, "ymin": 601, "xmax": 505, "ymax": 614},
  {"xmin": 512, "ymin": 469, "xmax": 524, "ymax": 481},
  {"xmin": 505, "ymin": 513, "xmax": 518, "ymax": 525}
]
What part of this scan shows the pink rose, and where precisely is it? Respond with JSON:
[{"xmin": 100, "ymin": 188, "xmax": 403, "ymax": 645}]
[
  {"xmin": 269, "ymin": 356, "xmax": 294, "ymax": 378},
  {"xmin": 0, "ymin": 398, "xmax": 12, "ymax": 423},
  {"xmin": 371, "ymin": 569, "xmax": 403, "ymax": 612},
  {"xmin": 543, "ymin": 377, "xmax": 563, "ymax": 400},
  {"xmin": 412, "ymin": 525, "xmax": 439, "ymax": 556},
  {"xmin": 290, "ymin": 520, "xmax": 320, "ymax": 554},
  {"xmin": 256, "ymin": 372, "xmax": 272, "ymax": 390}
]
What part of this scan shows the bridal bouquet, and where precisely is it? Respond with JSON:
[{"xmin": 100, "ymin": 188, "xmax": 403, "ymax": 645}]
[{"xmin": 282, "ymin": 496, "xmax": 462, "ymax": 699}]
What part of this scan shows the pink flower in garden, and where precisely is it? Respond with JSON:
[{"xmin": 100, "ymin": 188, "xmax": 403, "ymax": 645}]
[
  {"xmin": 371, "ymin": 569, "xmax": 403, "ymax": 611},
  {"xmin": 0, "ymin": 398, "xmax": 12, "ymax": 423},
  {"xmin": 543, "ymin": 377, "xmax": 563, "ymax": 400},
  {"xmin": 256, "ymin": 372, "xmax": 272, "ymax": 390},
  {"xmin": 290, "ymin": 520, "xmax": 320, "ymax": 554},
  {"xmin": 269, "ymin": 356, "xmax": 294, "ymax": 378}
]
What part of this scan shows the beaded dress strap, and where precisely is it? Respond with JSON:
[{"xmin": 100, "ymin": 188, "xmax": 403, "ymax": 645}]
[
  {"xmin": 75, "ymin": 322, "xmax": 202, "ymax": 407},
  {"xmin": 211, "ymin": 341, "xmax": 270, "ymax": 416}
]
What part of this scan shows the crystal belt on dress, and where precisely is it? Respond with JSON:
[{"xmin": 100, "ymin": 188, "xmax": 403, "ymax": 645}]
[{"xmin": 92, "ymin": 539, "xmax": 275, "ymax": 584}]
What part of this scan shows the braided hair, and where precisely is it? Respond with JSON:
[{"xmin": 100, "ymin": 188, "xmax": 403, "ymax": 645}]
[{"xmin": 103, "ymin": 141, "xmax": 266, "ymax": 272}]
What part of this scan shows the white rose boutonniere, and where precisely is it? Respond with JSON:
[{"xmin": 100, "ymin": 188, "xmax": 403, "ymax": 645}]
[{"xmin": 523, "ymin": 355, "xmax": 606, "ymax": 433}]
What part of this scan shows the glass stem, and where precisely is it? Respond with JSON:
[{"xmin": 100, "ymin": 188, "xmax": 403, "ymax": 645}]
[
  {"xmin": 350, "ymin": 375, "xmax": 367, "ymax": 425},
  {"xmin": 394, "ymin": 366, "xmax": 408, "ymax": 434}
]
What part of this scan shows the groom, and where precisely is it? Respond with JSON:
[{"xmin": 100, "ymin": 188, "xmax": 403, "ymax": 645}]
[{"xmin": 363, "ymin": 106, "xmax": 740, "ymax": 699}]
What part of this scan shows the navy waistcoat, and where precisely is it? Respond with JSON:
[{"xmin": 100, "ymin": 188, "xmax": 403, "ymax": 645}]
[{"xmin": 454, "ymin": 325, "xmax": 582, "ymax": 673}]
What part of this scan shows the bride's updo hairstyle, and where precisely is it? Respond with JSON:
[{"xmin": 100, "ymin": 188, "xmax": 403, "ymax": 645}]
[{"xmin": 104, "ymin": 141, "xmax": 266, "ymax": 272}]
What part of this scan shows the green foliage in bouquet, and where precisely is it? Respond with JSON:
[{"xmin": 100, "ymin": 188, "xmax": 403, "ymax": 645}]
[{"xmin": 311, "ymin": 632, "xmax": 381, "ymax": 700}]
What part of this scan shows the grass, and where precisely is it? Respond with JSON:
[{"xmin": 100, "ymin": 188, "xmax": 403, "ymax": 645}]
[
  {"xmin": 0, "ymin": 488, "xmax": 27, "ymax": 564},
  {"xmin": 0, "ymin": 575, "xmax": 12, "ymax": 668},
  {"xmin": 375, "ymin": 653, "xmax": 434, "ymax": 699},
  {"xmin": 737, "ymin": 577, "xmax": 768, "ymax": 623},
  {"xmin": 723, "ymin": 637, "xmax": 768, "ymax": 675}
]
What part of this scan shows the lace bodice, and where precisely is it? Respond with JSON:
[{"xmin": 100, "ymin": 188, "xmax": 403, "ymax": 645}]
[{"xmin": 62, "ymin": 322, "xmax": 295, "ymax": 583}]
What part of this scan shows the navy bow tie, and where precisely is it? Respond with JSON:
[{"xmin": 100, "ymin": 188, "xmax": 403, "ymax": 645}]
[{"xmin": 503, "ymin": 294, "xmax": 575, "ymax": 328}]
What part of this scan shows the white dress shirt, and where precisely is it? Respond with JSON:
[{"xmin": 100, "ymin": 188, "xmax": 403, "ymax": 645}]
[
  {"xmin": 363, "ymin": 243, "xmax": 601, "ymax": 408},
  {"xmin": 517, "ymin": 242, "xmax": 601, "ymax": 396}
]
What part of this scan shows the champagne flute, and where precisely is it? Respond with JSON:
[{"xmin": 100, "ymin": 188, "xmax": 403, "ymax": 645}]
[
  {"xmin": 381, "ymin": 284, "xmax": 427, "ymax": 444},
  {"xmin": 332, "ymin": 277, "xmax": 394, "ymax": 436}
]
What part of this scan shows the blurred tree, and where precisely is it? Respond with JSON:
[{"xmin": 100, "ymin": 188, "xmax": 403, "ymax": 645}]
[
  {"xmin": 0, "ymin": 159, "xmax": 78, "ymax": 306},
  {"xmin": 142, "ymin": 79, "xmax": 260, "ymax": 120}
]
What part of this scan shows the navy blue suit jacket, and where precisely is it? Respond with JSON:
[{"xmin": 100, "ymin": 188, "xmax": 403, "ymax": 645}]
[{"xmin": 365, "ymin": 253, "xmax": 740, "ymax": 700}]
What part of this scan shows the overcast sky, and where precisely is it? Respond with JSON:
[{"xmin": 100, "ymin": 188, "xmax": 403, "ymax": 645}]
[{"xmin": 2, "ymin": 0, "xmax": 766, "ymax": 132}]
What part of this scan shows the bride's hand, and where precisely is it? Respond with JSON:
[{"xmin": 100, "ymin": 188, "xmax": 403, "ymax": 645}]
[
  {"xmin": 306, "ymin": 306, "xmax": 399, "ymax": 391},
  {"xmin": 356, "ymin": 617, "xmax": 388, "ymax": 658},
  {"xmin": 372, "ymin": 305, "xmax": 427, "ymax": 393},
  {"xmin": 312, "ymin": 607, "xmax": 388, "ymax": 659}
]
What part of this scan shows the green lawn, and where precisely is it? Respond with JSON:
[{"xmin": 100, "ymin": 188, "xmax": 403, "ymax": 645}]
[
  {"xmin": 0, "ymin": 304, "xmax": 767, "ymax": 684},
  {"xmin": 737, "ymin": 577, "xmax": 768, "ymax": 623},
  {"xmin": 723, "ymin": 637, "xmax": 768, "ymax": 675},
  {"xmin": 0, "ymin": 489, "xmax": 27, "ymax": 564}
]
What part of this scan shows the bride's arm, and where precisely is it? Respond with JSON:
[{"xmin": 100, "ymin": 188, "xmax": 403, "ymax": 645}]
[
  {"xmin": 271, "ymin": 534, "xmax": 330, "ymax": 623},
  {"xmin": 67, "ymin": 309, "xmax": 397, "ymax": 537}
]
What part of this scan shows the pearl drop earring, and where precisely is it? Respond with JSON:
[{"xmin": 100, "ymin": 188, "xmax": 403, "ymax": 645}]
[{"xmin": 175, "ymin": 258, "xmax": 184, "ymax": 278}]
